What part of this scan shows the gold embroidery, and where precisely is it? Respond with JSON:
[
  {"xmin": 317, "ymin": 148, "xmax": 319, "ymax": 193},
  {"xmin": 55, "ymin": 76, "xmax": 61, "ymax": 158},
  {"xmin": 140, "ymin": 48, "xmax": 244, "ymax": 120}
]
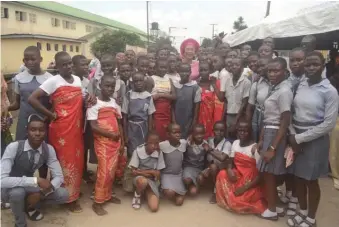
[
  {"xmin": 61, "ymin": 109, "xmax": 68, "ymax": 117},
  {"xmin": 58, "ymin": 138, "xmax": 66, "ymax": 146},
  {"xmin": 54, "ymin": 90, "xmax": 82, "ymax": 104}
]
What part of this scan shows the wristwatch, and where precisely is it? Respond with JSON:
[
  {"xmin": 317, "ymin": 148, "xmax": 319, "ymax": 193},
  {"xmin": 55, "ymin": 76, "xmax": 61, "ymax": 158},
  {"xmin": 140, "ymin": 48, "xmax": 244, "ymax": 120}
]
[{"xmin": 269, "ymin": 145, "xmax": 276, "ymax": 151}]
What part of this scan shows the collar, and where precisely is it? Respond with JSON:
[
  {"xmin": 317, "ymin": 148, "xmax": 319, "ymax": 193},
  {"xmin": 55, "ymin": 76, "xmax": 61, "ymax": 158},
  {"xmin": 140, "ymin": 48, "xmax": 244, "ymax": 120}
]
[
  {"xmin": 136, "ymin": 145, "xmax": 160, "ymax": 159},
  {"xmin": 173, "ymin": 80, "xmax": 197, "ymax": 88},
  {"xmin": 258, "ymin": 76, "xmax": 269, "ymax": 84},
  {"xmin": 303, "ymin": 78, "xmax": 330, "ymax": 88},
  {"xmin": 160, "ymin": 139, "xmax": 187, "ymax": 153},
  {"xmin": 230, "ymin": 72, "xmax": 246, "ymax": 87},
  {"xmin": 24, "ymin": 140, "xmax": 43, "ymax": 154},
  {"xmin": 129, "ymin": 90, "xmax": 152, "ymax": 99},
  {"xmin": 187, "ymin": 139, "xmax": 208, "ymax": 147},
  {"xmin": 15, "ymin": 71, "xmax": 52, "ymax": 84}
]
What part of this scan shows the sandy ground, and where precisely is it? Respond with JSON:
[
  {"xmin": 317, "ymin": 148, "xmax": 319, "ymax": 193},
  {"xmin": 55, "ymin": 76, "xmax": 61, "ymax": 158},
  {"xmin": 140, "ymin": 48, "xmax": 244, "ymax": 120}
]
[{"xmin": 1, "ymin": 176, "xmax": 339, "ymax": 227}]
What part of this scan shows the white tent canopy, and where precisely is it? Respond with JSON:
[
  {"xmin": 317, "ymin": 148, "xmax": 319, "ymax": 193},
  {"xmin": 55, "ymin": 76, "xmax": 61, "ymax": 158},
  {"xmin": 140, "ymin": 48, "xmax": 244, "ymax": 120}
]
[{"xmin": 223, "ymin": 2, "xmax": 339, "ymax": 47}]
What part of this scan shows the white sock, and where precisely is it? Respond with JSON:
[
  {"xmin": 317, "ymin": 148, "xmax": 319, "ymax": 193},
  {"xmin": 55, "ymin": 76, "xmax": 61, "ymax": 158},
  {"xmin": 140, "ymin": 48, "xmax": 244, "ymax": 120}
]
[
  {"xmin": 261, "ymin": 209, "xmax": 277, "ymax": 217},
  {"xmin": 306, "ymin": 217, "xmax": 315, "ymax": 223},
  {"xmin": 300, "ymin": 209, "xmax": 308, "ymax": 216},
  {"xmin": 299, "ymin": 217, "xmax": 315, "ymax": 227},
  {"xmin": 134, "ymin": 191, "xmax": 140, "ymax": 197},
  {"xmin": 276, "ymin": 207, "xmax": 284, "ymax": 213}
]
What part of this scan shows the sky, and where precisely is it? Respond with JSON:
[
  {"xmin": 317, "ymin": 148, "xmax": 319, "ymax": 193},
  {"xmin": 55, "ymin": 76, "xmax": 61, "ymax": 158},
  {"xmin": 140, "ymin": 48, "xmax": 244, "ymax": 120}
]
[{"xmin": 60, "ymin": 0, "xmax": 326, "ymax": 48}]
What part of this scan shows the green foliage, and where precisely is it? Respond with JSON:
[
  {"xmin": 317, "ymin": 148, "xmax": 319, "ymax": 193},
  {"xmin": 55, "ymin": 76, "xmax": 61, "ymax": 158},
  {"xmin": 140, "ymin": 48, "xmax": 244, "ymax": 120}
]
[
  {"xmin": 201, "ymin": 38, "xmax": 213, "ymax": 48},
  {"xmin": 91, "ymin": 30, "xmax": 145, "ymax": 58},
  {"xmin": 233, "ymin": 16, "xmax": 248, "ymax": 32},
  {"xmin": 151, "ymin": 37, "xmax": 178, "ymax": 53}
]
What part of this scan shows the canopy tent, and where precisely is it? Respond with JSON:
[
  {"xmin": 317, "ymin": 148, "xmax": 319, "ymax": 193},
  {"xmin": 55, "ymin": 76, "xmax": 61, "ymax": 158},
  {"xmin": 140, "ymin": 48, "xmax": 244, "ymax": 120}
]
[{"xmin": 223, "ymin": 2, "xmax": 339, "ymax": 50}]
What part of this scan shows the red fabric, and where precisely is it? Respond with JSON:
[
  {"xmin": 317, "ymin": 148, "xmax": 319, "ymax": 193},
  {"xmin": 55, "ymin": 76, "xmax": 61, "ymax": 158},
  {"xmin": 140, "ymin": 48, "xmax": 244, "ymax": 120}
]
[
  {"xmin": 180, "ymin": 38, "xmax": 200, "ymax": 57},
  {"xmin": 49, "ymin": 86, "xmax": 84, "ymax": 203},
  {"xmin": 154, "ymin": 98, "xmax": 172, "ymax": 141},
  {"xmin": 93, "ymin": 107, "xmax": 121, "ymax": 203},
  {"xmin": 116, "ymin": 154, "xmax": 127, "ymax": 179},
  {"xmin": 199, "ymin": 87, "xmax": 215, "ymax": 139},
  {"xmin": 213, "ymin": 79, "xmax": 225, "ymax": 122},
  {"xmin": 216, "ymin": 152, "xmax": 266, "ymax": 214}
]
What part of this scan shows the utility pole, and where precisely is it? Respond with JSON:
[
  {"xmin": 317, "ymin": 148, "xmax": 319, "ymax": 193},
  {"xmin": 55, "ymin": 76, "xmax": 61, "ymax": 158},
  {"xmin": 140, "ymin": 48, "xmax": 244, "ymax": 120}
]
[
  {"xmin": 146, "ymin": 1, "xmax": 149, "ymax": 46},
  {"xmin": 265, "ymin": 1, "xmax": 271, "ymax": 17},
  {"xmin": 210, "ymin": 24, "xmax": 217, "ymax": 39}
]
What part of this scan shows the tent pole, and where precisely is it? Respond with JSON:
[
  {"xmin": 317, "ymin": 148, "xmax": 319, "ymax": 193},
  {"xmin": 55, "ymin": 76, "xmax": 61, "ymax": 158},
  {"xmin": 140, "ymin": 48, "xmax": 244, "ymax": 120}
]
[{"xmin": 147, "ymin": 1, "xmax": 149, "ymax": 46}]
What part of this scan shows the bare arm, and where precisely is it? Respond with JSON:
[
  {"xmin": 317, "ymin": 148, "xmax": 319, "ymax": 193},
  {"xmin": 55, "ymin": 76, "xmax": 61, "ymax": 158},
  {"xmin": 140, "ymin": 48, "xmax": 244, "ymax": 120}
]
[
  {"xmin": 192, "ymin": 102, "xmax": 200, "ymax": 126},
  {"xmin": 118, "ymin": 119, "xmax": 124, "ymax": 149},
  {"xmin": 8, "ymin": 94, "xmax": 20, "ymax": 111},
  {"xmin": 246, "ymin": 103, "xmax": 255, "ymax": 122},
  {"xmin": 211, "ymin": 82, "xmax": 225, "ymax": 102},
  {"xmin": 235, "ymin": 97, "xmax": 249, "ymax": 125},
  {"xmin": 271, "ymin": 111, "xmax": 291, "ymax": 149},
  {"xmin": 123, "ymin": 114, "xmax": 128, "ymax": 145},
  {"xmin": 148, "ymin": 114, "xmax": 153, "ymax": 132},
  {"xmin": 28, "ymin": 88, "xmax": 55, "ymax": 120},
  {"xmin": 208, "ymin": 150, "xmax": 228, "ymax": 162},
  {"xmin": 89, "ymin": 120, "xmax": 116, "ymax": 139}
]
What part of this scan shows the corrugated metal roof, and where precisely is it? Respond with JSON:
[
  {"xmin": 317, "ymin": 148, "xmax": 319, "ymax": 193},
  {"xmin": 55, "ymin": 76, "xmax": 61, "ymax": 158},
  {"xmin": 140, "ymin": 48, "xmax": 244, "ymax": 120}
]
[
  {"xmin": 17, "ymin": 1, "xmax": 146, "ymax": 36},
  {"xmin": 1, "ymin": 33, "xmax": 86, "ymax": 42}
]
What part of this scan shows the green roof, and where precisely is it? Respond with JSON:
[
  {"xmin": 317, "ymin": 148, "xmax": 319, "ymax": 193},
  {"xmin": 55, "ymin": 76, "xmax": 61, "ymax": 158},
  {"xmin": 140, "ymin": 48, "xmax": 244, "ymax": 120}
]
[{"xmin": 17, "ymin": 1, "xmax": 146, "ymax": 36}]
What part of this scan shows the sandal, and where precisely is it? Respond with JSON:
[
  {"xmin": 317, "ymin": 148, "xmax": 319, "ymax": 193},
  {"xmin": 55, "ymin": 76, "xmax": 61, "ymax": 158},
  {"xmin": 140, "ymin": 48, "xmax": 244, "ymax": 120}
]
[
  {"xmin": 26, "ymin": 208, "xmax": 44, "ymax": 221},
  {"xmin": 132, "ymin": 192, "xmax": 141, "ymax": 210},
  {"xmin": 286, "ymin": 200, "xmax": 298, "ymax": 216},
  {"xmin": 298, "ymin": 219, "xmax": 317, "ymax": 227},
  {"xmin": 287, "ymin": 212, "xmax": 306, "ymax": 227}
]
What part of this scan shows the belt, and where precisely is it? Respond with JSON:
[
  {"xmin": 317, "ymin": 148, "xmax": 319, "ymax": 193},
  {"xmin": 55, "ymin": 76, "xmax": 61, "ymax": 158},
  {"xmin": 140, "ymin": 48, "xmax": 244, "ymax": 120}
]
[
  {"xmin": 129, "ymin": 120, "xmax": 146, "ymax": 139},
  {"xmin": 263, "ymin": 122, "xmax": 280, "ymax": 130},
  {"xmin": 292, "ymin": 119, "xmax": 323, "ymax": 127}
]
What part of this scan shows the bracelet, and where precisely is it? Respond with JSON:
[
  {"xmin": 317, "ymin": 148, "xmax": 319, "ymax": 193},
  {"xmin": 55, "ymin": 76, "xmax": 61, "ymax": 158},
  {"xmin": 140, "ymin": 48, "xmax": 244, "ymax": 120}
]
[{"xmin": 269, "ymin": 145, "xmax": 276, "ymax": 151}]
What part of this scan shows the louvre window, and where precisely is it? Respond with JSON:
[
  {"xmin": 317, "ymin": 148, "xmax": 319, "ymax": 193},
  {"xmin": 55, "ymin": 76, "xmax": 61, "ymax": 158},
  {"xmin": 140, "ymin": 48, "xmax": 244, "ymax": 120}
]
[
  {"xmin": 1, "ymin": 7, "xmax": 9, "ymax": 19},
  {"xmin": 46, "ymin": 43, "xmax": 51, "ymax": 51},
  {"xmin": 54, "ymin": 44, "xmax": 59, "ymax": 51},
  {"xmin": 76, "ymin": 46, "xmax": 79, "ymax": 52},
  {"xmin": 62, "ymin": 45, "xmax": 66, "ymax": 51},
  {"xmin": 15, "ymin": 11, "xmax": 27, "ymax": 21},
  {"xmin": 29, "ymin": 13, "xmax": 36, "ymax": 23},
  {"xmin": 70, "ymin": 45, "xmax": 73, "ymax": 52},
  {"xmin": 51, "ymin": 18, "xmax": 60, "ymax": 27},
  {"xmin": 37, "ymin": 42, "xmax": 42, "ymax": 50}
]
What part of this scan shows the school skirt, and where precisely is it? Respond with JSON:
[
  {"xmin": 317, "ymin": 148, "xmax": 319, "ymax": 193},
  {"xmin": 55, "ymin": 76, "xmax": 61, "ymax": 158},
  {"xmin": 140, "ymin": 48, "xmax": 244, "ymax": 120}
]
[
  {"xmin": 257, "ymin": 127, "xmax": 287, "ymax": 175},
  {"xmin": 183, "ymin": 166, "xmax": 203, "ymax": 187},
  {"xmin": 133, "ymin": 176, "xmax": 160, "ymax": 198},
  {"xmin": 293, "ymin": 128, "xmax": 330, "ymax": 181},
  {"xmin": 161, "ymin": 172, "xmax": 187, "ymax": 195}
]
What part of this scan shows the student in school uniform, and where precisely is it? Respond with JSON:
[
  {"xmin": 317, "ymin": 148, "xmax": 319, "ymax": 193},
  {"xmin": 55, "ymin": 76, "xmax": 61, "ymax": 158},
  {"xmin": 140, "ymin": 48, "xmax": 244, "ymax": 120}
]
[
  {"xmin": 172, "ymin": 63, "xmax": 202, "ymax": 139},
  {"xmin": 129, "ymin": 132, "xmax": 165, "ymax": 212},
  {"xmin": 245, "ymin": 51, "xmax": 260, "ymax": 82},
  {"xmin": 287, "ymin": 48, "xmax": 306, "ymax": 91},
  {"xmin": 166, "ymin": 54, "xmax": 181, "ymax": 83},
  {"xmin": 246, "ymin": 57, "xmax": 270, "ymax": 142},
  {"xmin": 72, "ymin": 55, "xmax": 94, "ymax": 183},
  {"xmin": 28, "ymin": 51, "xmax": 94, "ymax": 212},
  {"xmin": 287, "ymin": 52, "xmax": 339, "ymax": 227},
  {"xmin": 257, "ymin": 57, "xmax": 293, "ymax": 220},
  {"xmin": 122, "ymin": 72, "xmax": 155, "ymax": 157},
  {"xmin": 218, "ymin": 57, "xmax": 251, "ymax": 139},
  {"xmin": 149, "ymin": 59, "xmax": 176, "ymax": 141},
  {"xmin": 8, "ymin": 46, "xmax": 53, "ymax": 179},
  {"xmin": 125, "ymin": 49, "xmax": 136, "ymax": 68},
  {"xmin": 8, "ymin": 46, "xmax": 53, "ymax": 141},
  {"xmin": 160, "ymin": 123, "xmax": 187, "ymax": 206},
  {"xmin": 183, "ymin": 124, "xmax": 208, "ymax": 196},
  {"xmin": 117, "ymin": 61, "xmax": 133, "ymax": 93},
  {"xmin": 215, "ymin": 118, "xmax": 266, "ymax": 215},
  {"xmin": 201, "ymin": 121, "xmax": 232, "ymax": 203},
  {"xmin": 87, "ymin": 75, "xmax": 124, "ymax": 216}
]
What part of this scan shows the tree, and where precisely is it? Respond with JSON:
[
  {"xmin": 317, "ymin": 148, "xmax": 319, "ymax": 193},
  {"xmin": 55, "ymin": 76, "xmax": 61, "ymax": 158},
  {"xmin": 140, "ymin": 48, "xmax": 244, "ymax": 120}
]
[
  {"xmin": 201, "ymin": 38, "xmax": 213, "ymax": 48},
  {"xmin": 91, "ymin": 30, "xmax": 145, "ymax": 58},
  {"xmin": 152, "ymin": 37, "xmax": 177, "ymax": 53},
  {"xmin": 233, "ymin": 16, "xmax": 248, "ymax": 32}
]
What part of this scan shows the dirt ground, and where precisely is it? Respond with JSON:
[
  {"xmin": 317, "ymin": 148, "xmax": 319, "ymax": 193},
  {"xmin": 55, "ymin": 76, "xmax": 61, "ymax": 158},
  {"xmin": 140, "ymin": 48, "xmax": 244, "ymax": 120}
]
[{"xmin": 1, "ymin": 176, "xmax": 339, "ymax": 227}]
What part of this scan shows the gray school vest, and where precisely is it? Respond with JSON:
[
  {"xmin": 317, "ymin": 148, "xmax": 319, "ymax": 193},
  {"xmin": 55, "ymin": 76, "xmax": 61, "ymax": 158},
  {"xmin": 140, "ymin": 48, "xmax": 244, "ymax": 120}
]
[{"xmin": 9, "ymin": 140, "xmax": 49, "ymax": 178}]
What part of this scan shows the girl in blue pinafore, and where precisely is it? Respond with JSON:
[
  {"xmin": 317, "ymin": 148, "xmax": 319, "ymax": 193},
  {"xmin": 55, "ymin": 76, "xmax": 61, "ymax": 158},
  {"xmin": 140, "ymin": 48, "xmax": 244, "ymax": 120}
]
[
  {"xmin": 173, "ymin": 63, "xmax": 202, "ymax": 139},
  {"xmin": 122, "ymin": 72, "xmax": 156, "ymax": 157},
  {"xmin": 8, "ymin": 46, "xmax": 52, "ymax": 140}
]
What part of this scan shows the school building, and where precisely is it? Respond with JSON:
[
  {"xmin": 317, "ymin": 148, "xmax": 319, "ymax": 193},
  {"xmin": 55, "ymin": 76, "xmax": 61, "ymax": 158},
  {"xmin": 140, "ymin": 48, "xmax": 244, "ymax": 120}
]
[{"xmin": 1, "ymin": 1, "xmax": 147, "ymax": 74}]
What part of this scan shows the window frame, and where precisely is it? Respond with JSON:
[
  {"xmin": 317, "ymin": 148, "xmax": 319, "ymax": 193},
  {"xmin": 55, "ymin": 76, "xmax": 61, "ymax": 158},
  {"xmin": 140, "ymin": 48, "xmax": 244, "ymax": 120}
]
[{"xmin": 1, "ymin": 7, "xmax": 9, "ymax": 19}]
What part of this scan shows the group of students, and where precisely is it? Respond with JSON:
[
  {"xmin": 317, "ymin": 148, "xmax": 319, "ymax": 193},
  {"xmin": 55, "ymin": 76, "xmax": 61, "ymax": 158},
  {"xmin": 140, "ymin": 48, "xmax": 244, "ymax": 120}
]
[{"xmin": 1, "ymin": 35, "xmax": 338, "ymax": 227}]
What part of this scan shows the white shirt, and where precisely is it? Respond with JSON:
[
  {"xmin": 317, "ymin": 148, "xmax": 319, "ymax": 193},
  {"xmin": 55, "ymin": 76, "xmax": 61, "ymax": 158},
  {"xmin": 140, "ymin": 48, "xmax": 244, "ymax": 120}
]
[
  {"xmin": 230, "ymin": 140, "xmax": 260, "ymax": 163},
  {"xmin": 87, "ymin": 98, "xmax": 122, "ymax": 120},
  {"xmin": 220, "ymin": 72, "xmax": 251, "ymax": 114},
  {"xmin": 40, "ymin": 74, "xmax": 82, "ymax": 95}
]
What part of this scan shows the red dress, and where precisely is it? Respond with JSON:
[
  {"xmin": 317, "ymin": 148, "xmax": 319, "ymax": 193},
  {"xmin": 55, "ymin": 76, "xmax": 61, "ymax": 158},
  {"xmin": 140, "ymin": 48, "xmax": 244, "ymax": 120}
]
[
  {"xmin": 216, "ymin": 151, "xmax": 266, "ymax": 214},
  {"xmin": 49, "ymin": 86, "xmax": 84, "ymax": 203},
  {"xmin": 198, "ymin": 86, "xmax": 214, "ymax": 139}
]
